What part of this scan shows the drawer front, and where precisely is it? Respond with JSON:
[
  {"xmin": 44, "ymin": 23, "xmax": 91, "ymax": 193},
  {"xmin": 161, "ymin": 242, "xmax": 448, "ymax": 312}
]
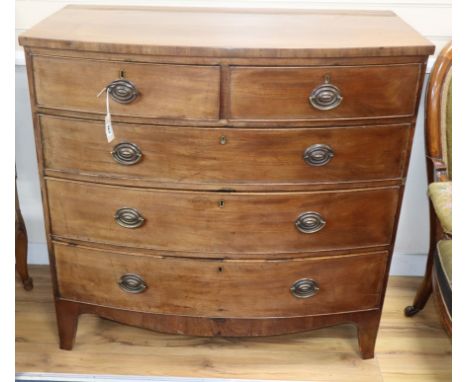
[
  {"xmin": 230, "ymin": 64, "xmax": 421, "ymax": 120},
  {"xmin": 32, "ymin": 56, "xmax": 220, "ymax": 120},
  {"xmin": 47, "ymin": 179, "xmax": 399, "ymax": 254},
  {"xmin": 55, "ymin": 243, "xmax": 388, "ymax": 317},
  {"xmin": 41, "ymin": 115, "xmax": 409, "ymax": 186}
]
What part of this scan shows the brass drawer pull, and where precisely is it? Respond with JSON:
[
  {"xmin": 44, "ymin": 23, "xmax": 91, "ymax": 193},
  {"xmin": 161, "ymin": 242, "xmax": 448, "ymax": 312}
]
[
  {"xmin": 303, "ymin": 144, "xmax": 334, "ymax": 166},
  {"xmin": 118, "ymin": 273, "xmax": 147, "ymax": 294},
  {"xmin": 290, "ymin": 278, "xmax": 319, "ymax": 298},
  {"xmin": 309, "ymin": 75, "xmax": 342, "ymax": 110},
  {"xmin": 114, "ymin": 207, "xmax": 145, "ymax": 229},
  {"xmin": 111, "ymin": 142, "xmax": 143, "ymax": 165},
  {"xmin": 295, "ymin": 211, "xmax": 325, "ymax": 234},
  {"xmin": 107, "ymin": 79, "xmax": 139, "ymax": 104}
]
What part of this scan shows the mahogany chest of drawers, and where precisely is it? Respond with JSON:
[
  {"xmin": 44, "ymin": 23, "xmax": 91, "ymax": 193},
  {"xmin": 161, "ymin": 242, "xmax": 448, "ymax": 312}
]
[{"xmin": 19, "ymin": 5, "xmax": 434, "ymax": 359}]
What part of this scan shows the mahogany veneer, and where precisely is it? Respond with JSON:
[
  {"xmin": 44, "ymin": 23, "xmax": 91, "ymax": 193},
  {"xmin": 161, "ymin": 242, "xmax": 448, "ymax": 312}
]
[{"xmin": 19, "ymin": 5, "xmax": 434, "ymax": 359}]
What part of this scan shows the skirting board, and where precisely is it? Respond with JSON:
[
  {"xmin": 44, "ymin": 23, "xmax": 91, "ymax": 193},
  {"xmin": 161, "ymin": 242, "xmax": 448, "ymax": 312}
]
[
  {"xmin": 15, "ymin": 372, "xmax": 309, "ymax": 382},
  {"xmin": 26, "ymin": 243, "xmax": 427, "ymax": 276}
]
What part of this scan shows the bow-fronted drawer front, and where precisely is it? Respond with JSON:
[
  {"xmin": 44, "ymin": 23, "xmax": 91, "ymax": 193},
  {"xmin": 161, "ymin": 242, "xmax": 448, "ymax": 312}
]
[
  {"xmin": 54, "ymin": 242, "xmax": 388, "ymax": 318},
  {"xmin": 229, "ymin": 64, "xmax": 421, "ymax": 121},
  {"xmin": 32, "ymin": 55, "xmax": 221, "ymax": 120},
  {"xmin": 40, "ymin": 115, "xmax": 410, "ymax": 189},
  {"xmin": 46, "ymin": 179, "xmax": 398, "ymax": 255}
]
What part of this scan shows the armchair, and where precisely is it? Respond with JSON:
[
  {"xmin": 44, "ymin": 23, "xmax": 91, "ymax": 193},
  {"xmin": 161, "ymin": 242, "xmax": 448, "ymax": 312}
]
[{"xmin": 404, "ymin": 41, "xmax": 452, "ymax": 336}]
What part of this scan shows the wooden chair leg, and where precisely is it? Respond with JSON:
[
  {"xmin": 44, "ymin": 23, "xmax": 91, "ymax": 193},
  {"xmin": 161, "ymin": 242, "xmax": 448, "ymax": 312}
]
[
  {"xmin": 15, "ymin": 184, "xmax": 33, "ymax": 291},
  {"xmin": 404, "ymin": 251, "xmax": 433, "ymax": 316},
  {"xmin": 404, "ymin": 203, "xmax": 439, "ymax": 317},
  {"xmin": 15, "ymin": 225, "xmax": 33, "ymax": 290}
]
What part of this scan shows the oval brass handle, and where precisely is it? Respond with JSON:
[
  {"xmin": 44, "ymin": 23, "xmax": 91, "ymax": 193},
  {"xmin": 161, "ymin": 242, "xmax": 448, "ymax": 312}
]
[
  {"xmin": 118, "ymin": 273, "xmax": 147, "ymax": 294},
  {"xmin": 290, "ymin": 278, "xmax": 319, "ymax": 299},
  {"xmin": 304, "ymin": 144, "xmax": 334, "ymax": 166},
  {"xmin": 107, "ymin": 79, "xmax": 139, "ymax": 104},
  {"xmin": 114, "ymin": 207, "xmax": 145, "ymax": 229},
  {"xmin": 309, "ymin": 76, "xmax": 342, "ymax": 111},
  {"xmin": 111, "ymin": 142, "xmax": 143, "ymax": 165},
  {"xmin": 295, "ymin": 211, "xmax": 326, "ymax": 234}
]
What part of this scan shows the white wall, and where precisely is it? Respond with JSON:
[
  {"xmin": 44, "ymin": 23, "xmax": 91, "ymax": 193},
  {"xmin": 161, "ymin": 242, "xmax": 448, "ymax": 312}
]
[{"xmin": 15, "ymin": 0, "xmax": 451, "ymax": 274}]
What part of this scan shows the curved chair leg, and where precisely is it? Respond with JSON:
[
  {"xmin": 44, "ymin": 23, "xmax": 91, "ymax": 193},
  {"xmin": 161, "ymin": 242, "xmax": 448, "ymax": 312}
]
[
  {"xmin": 16, "ymin": 221, "xmax": 33, "ymax": 291},
  {"xmin": 404, "ymin": 250, "xmax": 433, "ymax": 316},
  {"xmin": 15, "ymin": 183, "xmax": 33, "ymax": 291},
  {"xmin": 405, "ymin": 203, "xmax": 439, "ymax": 317}
]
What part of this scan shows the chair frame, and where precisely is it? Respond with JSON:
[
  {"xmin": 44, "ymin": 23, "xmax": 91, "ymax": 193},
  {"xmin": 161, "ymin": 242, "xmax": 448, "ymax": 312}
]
[
  {"xmin": 404, "ymin": 41, "xmax": 452, "ymax": 336},
  {"xmin": 16, "ymin": 174, "xmax": 33, "ymax": 291}
]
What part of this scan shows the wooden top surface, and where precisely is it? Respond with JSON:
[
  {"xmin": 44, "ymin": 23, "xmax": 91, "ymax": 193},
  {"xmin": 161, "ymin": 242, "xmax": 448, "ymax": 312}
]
[{"xmin": 19, "ymin": 5, "xmax": 434, "ymax": 58}]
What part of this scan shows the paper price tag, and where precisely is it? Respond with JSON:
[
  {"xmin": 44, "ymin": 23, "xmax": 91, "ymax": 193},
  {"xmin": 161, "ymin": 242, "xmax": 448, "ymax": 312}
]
[
  {"xmin": 98, "ymin": 86, "xmax": 116, "ymax": 143},
  {"xmin": 105, "ymin": 88, "xmax": 115, "ymax": 143},
  {"xmin": 105, "ymin": 113, "xmax": 115, "ymax": 143}
]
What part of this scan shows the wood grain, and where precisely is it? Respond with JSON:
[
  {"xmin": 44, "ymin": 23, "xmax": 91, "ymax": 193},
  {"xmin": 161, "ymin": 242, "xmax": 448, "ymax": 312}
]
[
  {"xmin": 230, "ymin": 64, "xmax": 422, "ymax": 120},
  {"xmin": 46, "ymin": 179, "xmax": 399, "ymax": 255},
  {"xmin": 18, "ymin": 5, "xmax": 434, "ymax": 58},
  {"xmin": 40, "ymin": 114, "xmax": 411, "ymax": 189},
  {"xmin": 33, "ymin": 55, "xmax": 221, "ymax": 120},
  {"xmin": 16, "ymin": 267, "xmax": 452, "ymax": 381},
  {"xmin": 19, "ymin": 6, "xmax": 432, "ymax": 358},
  {"xmin": 15, "ymin": 180, "xmax": 33, "ymax": 291},
  {"xmin": 54, "ymin": 242, "xmax": 388, "ymax": 318},
  {"xmin": 425, "ymin": 41, "xmax": 452, "ymax": 182}
]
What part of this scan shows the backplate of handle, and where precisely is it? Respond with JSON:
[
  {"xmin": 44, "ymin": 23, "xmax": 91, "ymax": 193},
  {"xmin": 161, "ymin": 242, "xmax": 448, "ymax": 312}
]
[
  {"xmin": 114, "ymin": 207, "xmax": 145, "ymax": 229},
  {"xmin": 303, "ymin": 144, "xmax": 335, "ymax": 166},
  {"xmin": 295, "ymin": 211, "xmax": 326, "ymax": 234},
  {"xmin": 118, "ymin": 273, "xmax": 147, "ymax": 294},
  {"xmin": 290, "ymin": 278, "xmax": 319, "ymax": 298},
  {"xmin": 309, "ymin": 75, "xmax": 342, "ymax": 111},
  {"xmin": 111, "ymin": 142, "xmax": 143, "ymax": 165},
  {"xmin": 107, "ymin": 79, "xmax": 139, "ymax": 104}
]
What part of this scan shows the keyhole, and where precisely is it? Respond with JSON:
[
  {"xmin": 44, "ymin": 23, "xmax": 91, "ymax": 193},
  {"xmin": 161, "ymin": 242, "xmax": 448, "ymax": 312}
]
[
  {"xmin": 219, "ymin": 136, "xmax": 227, "ymax": 145},
  {"xmin": 218, "ymin": 200, "xmax": 225, "ymax": 208}
]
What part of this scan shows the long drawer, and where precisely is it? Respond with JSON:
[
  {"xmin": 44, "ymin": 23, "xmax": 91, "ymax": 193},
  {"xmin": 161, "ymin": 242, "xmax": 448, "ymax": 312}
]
[
  {"xmin": 32, "ymin": 55, "xmax": 220, "ymax": 120},
  {"xmin": 54, "ymin": 242, "xmax": 388, "ymax": 317},
  {"xmin": 230, "ymin": 64, "xmax": 421, "ymax": 120},
  {"xmin": 41, "ymin": 115, "xmax": 410, "ymax": 187},
  {"xmin": 46, "ymin": 179, "xmax": 399, "ymax": 254}
]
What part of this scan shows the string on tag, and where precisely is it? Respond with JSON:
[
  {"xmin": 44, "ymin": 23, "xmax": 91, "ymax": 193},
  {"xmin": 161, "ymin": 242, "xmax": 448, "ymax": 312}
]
[{"xmin": 97, "ymin": 86, "xmax": 115, "ymax": 143}]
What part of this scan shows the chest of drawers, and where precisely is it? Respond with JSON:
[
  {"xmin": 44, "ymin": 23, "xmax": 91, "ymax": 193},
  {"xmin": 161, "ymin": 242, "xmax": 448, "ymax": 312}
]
[{"xmin": 19, "ymin": 5, "xmax": 434, "ymax": 359}]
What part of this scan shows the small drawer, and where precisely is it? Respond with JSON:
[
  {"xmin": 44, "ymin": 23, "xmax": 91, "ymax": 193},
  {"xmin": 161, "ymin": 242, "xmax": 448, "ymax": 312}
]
[
  {"xmin": 54, "ymin": 243, "xmax": 388, "ymax": 317},
  {"xmin": 46, "ymin": 179, "xmax": 399, "ymax": 255},
  {"xmin": 32, "ymin": 55, "xmax": 220, "ymax": 120},
  {"xmin": 41, "ymin": 115, "xmax": 410, "ymax": 188},
  {"xmin": 229, "ymin": 64, "xmax": 421, "ymax": 120}
]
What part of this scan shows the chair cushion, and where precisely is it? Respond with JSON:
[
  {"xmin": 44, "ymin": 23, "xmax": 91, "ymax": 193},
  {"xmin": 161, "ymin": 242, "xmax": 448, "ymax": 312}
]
[
  {"xmin": 428, "ymin": 181, "xmax": 452, "ymax": 234},
  {"xmin": 435, "ymin": 239, "xmax": 452, "ymax": 317}
]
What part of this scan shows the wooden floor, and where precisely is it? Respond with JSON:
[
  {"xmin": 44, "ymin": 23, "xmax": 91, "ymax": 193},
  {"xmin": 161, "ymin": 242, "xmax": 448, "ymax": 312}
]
[{"xmin": 16, "ymin": 266, "xmax": 451, "ymax": 382}]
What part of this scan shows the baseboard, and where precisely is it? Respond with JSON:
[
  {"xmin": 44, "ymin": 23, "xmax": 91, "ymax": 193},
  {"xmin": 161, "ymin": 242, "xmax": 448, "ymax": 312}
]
[
  {"xmin": 389, "ymin": 251, "xmax": 427, "ymax": 276},
  {"xmin": 24, "ymin": 242, "xmax": 427, "ymax": 276},
  {"xmin": 27, "ymin": 243, "xmax": 49, "ymax": 265}
]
